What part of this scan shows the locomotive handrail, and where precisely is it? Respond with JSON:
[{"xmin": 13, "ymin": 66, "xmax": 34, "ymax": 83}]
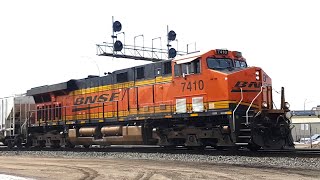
[
  {"xmin": 246, "ymin": 86, "xmax": 264, "ymax": 125},
  {"xmin": 31, "ymin": 100, "xmax": 176, "ymax": 123},
  {"xmin": 232, "ymin": 88, "xmax": 243, "ymax": 132},
  {"xmin": 21, "ymin": 117, "xmax": 28, "ymax": 134}
]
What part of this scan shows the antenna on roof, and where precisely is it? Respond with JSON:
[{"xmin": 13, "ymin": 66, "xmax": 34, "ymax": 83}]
[{"xmin": 96, "ymin": 16, "xmax": 197, "ymax": 62}]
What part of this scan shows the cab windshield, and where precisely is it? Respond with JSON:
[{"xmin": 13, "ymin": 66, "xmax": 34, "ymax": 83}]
[
  {"xmin": 207, "ymin": 58, "xmax": 247, "ymax": 70},
  {"xmin": 207, "ymin": 58, "xmax": 233, "ymax": 70},
  {"xmin": 234, "ymin": 60, "xmax": 247, "ymax": 68}
]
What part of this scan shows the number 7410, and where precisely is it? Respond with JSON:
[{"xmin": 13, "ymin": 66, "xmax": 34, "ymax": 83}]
[{"xmin": 181, "ymin": 80, "xmax": 204, "ymax": 92}]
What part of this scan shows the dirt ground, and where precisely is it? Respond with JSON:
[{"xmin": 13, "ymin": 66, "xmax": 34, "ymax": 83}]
[{"xmin": 0, "ymin": 156, "xmax": 319, "ymax": 180}]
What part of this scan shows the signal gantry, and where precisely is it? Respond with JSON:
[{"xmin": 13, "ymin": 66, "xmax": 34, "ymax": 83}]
[{"xmin": 96, "ymin": 16, "xmax": 197, "ymax": 62}]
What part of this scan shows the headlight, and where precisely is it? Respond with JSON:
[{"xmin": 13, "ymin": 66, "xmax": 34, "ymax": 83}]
[
  {"xmin": 284, "ymin": 102, "xmax": 290, "ymax": 109},
  {"xmin": 262, "ymin": 101, "xmax": 268, "ymax": 108},
  {"xmin": 255, "ymin": 71, "xmax": 260, "ymax": 80}
]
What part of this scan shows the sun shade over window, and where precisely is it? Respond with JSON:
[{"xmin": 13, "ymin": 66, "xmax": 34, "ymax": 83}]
[{"xmin": 175, "ymin": 56, "xmax": 200, "ymax": 64}]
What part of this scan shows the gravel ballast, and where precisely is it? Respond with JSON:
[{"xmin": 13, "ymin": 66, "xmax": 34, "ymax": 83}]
[{"xmin": 0, "ymin": 150, "xmax": 319, "ymax": 170}]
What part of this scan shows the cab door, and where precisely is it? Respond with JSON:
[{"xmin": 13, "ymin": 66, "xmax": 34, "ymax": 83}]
[{"xmin": 172, "ymin": 58, "xmax": 206, "ymax": 113}]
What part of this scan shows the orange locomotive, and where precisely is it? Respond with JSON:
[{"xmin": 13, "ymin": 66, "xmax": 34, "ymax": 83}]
[
  {"xmin": 25, "ymin": 49, "xmax": 294, "ymax": 150},
  {"xmin": 23, "ymin": 49, "xmax": 293, "ymax": 149}
]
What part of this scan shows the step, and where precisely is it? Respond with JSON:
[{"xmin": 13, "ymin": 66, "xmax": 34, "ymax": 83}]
[
  {"xmin": 242, "ymin": 116, "xmax": 254, "ymax": 118},
  {"xmin": 235, "ymin": 143, "xmax": 249, "ymax": 146},
  {"xmin": 239, "ymin": 129, "xmax": 251, "ymax": 132},
  {"xmin": 238, "ymin": 136, "xmax": 251, "ymax": 139}
]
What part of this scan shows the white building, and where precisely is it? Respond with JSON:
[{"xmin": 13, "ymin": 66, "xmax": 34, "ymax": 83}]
[{"xmin": 291, "ymin": 110, "xmax": 320, "ymax": 141}]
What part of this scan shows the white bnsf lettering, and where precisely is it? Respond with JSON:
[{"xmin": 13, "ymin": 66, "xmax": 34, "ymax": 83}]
[
  {"xmin": 74, "ymin": 93, "xmax": 119, "ymax": 105},
  {"xmin": 234, "ymin": 81, "xmax": 262, "ymax": 88},
  {"xmin": 231, "ymin": 81, "xmax": 263, "ymax": 92}
]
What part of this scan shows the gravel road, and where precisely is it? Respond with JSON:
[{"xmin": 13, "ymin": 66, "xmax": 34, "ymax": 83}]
[{"xmin": 0, "ymin": 150, "xmax": 320, "ymax": 179}]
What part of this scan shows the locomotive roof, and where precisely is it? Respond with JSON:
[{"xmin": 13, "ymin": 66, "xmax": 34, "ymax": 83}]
[
  {"xmin": 26, "ymin": 58, "xmax": 172, "ymax": 97},
  {"xmin": 173, "ymin": 49, "xmax": 245, "ymax": 64},
  {"xmin": 26, "ymin": 49, "xmax": 243, "ymax": 97}
]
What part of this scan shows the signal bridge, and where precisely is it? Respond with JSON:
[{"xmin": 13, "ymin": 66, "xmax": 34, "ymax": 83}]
[
  {"xmin": 96, "ymin": 17, "xmax": 195, "ymax": 62},
  {"xmin": 96, "ymin": 43, "xmax": 186, "ymax": 62}
]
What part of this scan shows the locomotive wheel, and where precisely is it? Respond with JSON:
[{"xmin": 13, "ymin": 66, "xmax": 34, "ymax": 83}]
[
  {"xmin": 3, "ymin": 140, "xmax": 8, "ymax": 146},
  {"xmin": 83, "ymin": 145, "xmax": 90, "ymax": 148},
  {"xmin": 50, "ymin": 140, "xmax": 61, "ymax": 148},
  {"xmin": 24, "ymin": 141, "xmax": 32, "ymax": 149},
  {"xmin": 66, "ymin": 144, "xmax": 75, "ymax": 148},
  {"xmin": 51, "ymin": 144, "xmax": 61, "ymax": 148},
  {"xmin": 227, "ymin": 146, "xmax": 239, "ymax": 151},
  {"xmin": 15, "ymin": 137, "xmax": 23, "ymax": 149},
  {"xmin": 187, "ymin": 146, "xmax": 205, "ymax": 151},
  {"xmin": 65, "ymin": 142, "xmax": 75, "ymax": 148},
  {"xmin": 16, "ymin": 142, "xmax": 23, "ymax": 149},
  {"xmin": 6, "ymin": 139, "xmax": 13, "ymax": 149},
  {"xmin": 248, "ymin": 143, "xmax": 261, "ymax": 151},
  {"xmin": 39, "ymin": 140, "xmax": 46, "ymax": 148},
  {"xmin": 214, "ymin": 146, "xmax": 224, "ymax": 151},
  {"xmin": 161, "ymin": 145, "xmax": 176, "ymax": 150}
]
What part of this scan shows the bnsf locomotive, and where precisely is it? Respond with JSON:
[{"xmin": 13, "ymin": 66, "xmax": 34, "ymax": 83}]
[{"xmin": 1, "ymin": 49, "xmax": 294, "ymax": 150}]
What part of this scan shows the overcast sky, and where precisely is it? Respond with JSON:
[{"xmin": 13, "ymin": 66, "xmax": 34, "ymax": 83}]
[{"xmin": 0, "ymin": 0, "xmax": 319, "ymax": 110}]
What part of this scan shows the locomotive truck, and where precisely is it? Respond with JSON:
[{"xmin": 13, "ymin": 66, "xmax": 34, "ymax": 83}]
[{"xmin": 0, "ymin": 49, "xmax": 294, "ymax": 150}]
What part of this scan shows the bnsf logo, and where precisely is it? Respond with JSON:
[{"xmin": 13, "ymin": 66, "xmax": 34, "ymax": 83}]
[
  {"xmin": 234, "ymin": 81, "xmax": 262, "ymax": 88},
  {"xmin": 74, "ymin": 92, "xmax": 119, "ymax": 105}
]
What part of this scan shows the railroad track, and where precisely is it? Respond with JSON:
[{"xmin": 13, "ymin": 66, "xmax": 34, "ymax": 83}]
[
  {"xmin": 1, "ymin": 145, "xmax": 320, "ymax": 157},
  {"xmin": 258, "ymin": 148, "xmax": 320, "ymax": 156}
]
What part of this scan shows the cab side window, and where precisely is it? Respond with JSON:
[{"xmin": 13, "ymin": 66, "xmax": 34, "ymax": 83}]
[
  {"xmin": 116, "ymin": 72, "xmax": 128, "ymax": 83},
  {"xmin": 192, "ymin": 59, "xmax": 200, "ymax": 74},
  {"xmin": 174, "ymin": 58, "xmax": 201, "ymax": 77},
  {"xmin": 136, "ymin": 67, "xmax": 145, "ymax": 79},
  {"xmin": 163, "ymin": 61, "xmax": 172, "ymax": 75},
  {"xmin": 235, "ymin": 60, "xmax": 241, "ymax": 68},
  {"xmin": 174, "ymin": 64, "xmax": 182, "ymax": 77}
]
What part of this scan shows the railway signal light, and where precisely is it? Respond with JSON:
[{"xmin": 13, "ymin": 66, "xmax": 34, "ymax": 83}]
[
  {"xmin": 168, "ymin": 48, "xmax": 177, "ymax": 58},
  {"xmin": 113, "ymin": 21, "xmax": 122, "ymax": 32},
  {"xmin": 114, "ymin": 40, "xmax": 123, "ymax": 51},
  {"xmin": 168, "ymin": 30, "xmax": 176, "ymax": 41},
  {"xmin": 111, "ymin": 18, "xmax": 124, "ymax": 52},
  {"xmin": 167, "ymin": 29, "xmax": 177, "ymax": 58}
]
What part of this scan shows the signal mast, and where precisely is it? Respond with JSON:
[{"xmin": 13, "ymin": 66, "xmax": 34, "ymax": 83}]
[{"xmin": 96, "ymin": 16, "xmax": 197, "ymax": 62}]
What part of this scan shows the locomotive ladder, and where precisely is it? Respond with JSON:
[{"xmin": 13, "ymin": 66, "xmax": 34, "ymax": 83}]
[
  {"xmin": 245, "ymin": 86, "xmax": 264, "ymax": 125},
  {"xmin": 232, "ymin": 88, "xmax": 251, "ymax": 146},
  {"xmin": 235, "ymin": 121, "xmax": 252, "ymax": 146},
  {"xmin": 235, "ymin": 109, "xmax": 256, "ymax": 146},
  {"xmin": 235, "ymin": 86, "xmax": 264, "ymax": 146}
]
